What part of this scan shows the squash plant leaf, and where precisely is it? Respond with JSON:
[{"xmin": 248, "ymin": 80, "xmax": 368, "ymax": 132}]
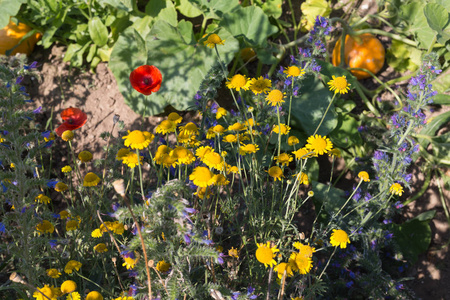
[{"xmin": 0, "ymin": 0, "xmax": 27, "ymax": 28}]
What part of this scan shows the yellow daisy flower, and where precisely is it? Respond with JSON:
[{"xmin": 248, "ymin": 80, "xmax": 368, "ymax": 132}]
[
  {"xmin": 256, "ymin": 241, "xmax": 279, "ymax": 268},
  {"xmin": 155, "ymin": 120, "xmax": 176, "ymax": 134},
  {"xmin": 274, "ymin": 262, "xmax": 294, "ymax": 279},
  {"xmin": 272, "ymin": 124, "xmax": 291, "ymax": 135},
  {"xmin": 122, "ymin": 130, "xmax": 154, "ymax": 150},
  {"xmin": 86, "ymin": 291, "xmax": 103, "ymax": 300},
  {"xmin": 212, "ymin": 124, "xmax": 226, "ymax": 134},
  {"xmin": 249, "ymin": 76, "xmax": 272, "ymax": 94},
  {"xmin": 61, "ymin": 165, "xmax": 72, "ymax": 173},
  {"xmin": 91, "ymin": 228, "xmax": 103, "ymax": 238},
  {"xmin": 292, "ymin": 172, "xmax": 309, "ymax": 185},
  {"xmin": 173, "ymin": 146, "xmax": 195, "ymax": 165},
  {"xmin": 189, "ymin": 166, "xmax": 216, "ymax": 187},
  {"xmin": 274, "ymin": 153, "xmax": 293, "ymax": 166},
  {"xmin": 266, "ymin": 89, "xmax": 285, "ymax": 106},
  {"xmin": 228, "ymin": 122, "xmax": 245, "ymax": 131},
  {"xmin": 358, "ymin": 171, "xmax": 370, "ymax": 182},
  {"xmin": 202, "ymin": 151, "xmax": 224, "ymax": 170},
  {"xmin": 179, "ymin": 122, "xmax": 199, "ymax": 136},
  {"xmin": 292, "ymin": 147, "xmax": 314, "ymax": 159},
  {"xmin": 194, "ymin": 186, "xmax": 213, "ymax": 199},
  {"xmin": 168, "ymin": 112, "xmax": 182, "ymax": 124},
  {"xmin": 153, "ymin": 145, "xmax": 171, "ymax": 165},
  {"xmin": 204, "ymin": 33, "xmax": 225, "ymax": 48},
  {"xmin": 46, "ymin": 268, "xmax": 61, "ymax": 279},
  {"xmin": 292, "ymin": 252, "xmax": 313, "ymax": 274},
  {"xmin": 328, "ymin": 75, "xmax": 351, "ymax": 94},
  {"xmin": 78, "ymin": 150, "xmax": 93, "ymax": 162},
  {"xmin": 83, "ymin": 172, "xmax": 101, "ymax": 187},
  {"xmin": 94, "ymin": 243, "xmax": 108, "ymax": 253},
  {"xmin": 162, "ymin": 152, "xmax": 178, "ymax": 168},
  {"xmin": 123, "ymin": 152, "xmax": 143, "ymax": 168},
  {"xmin": 216, "ymin": 107, "xmax": 228, "ymax": 119},
  {"xmin": 328, "ymin": 148, "xmax": 341, "ymax": 158},
  {"xmin": 59, "ymin": 210, "xmax": 70, "ymax": 219},
  {"xmin": 64, "ymin": 260, "xmax": 82, "ymax": 274},
  {"xmin": 239, "ymin": 143, "xmax": 259, "ymax": 155},
  {"xmin": 55, "ymin": 182, "xmax": 68, "ymax": 192},
  {"xmin": 223, "ymin": 134, "xmax": 238, "ymax": 143},
  {"xmin": 389, "ymin": 183, "xmax": 404, "ymax": 196},
  {"xmin": 122, "ymin": 254, "xmax": 138, "ymax": 270},
  {"xmin": 267, "ymin": 166, "xmax": 284, "ymax": 181},
  {"xmin": 61, "ymin": 130, "xmax": 74, "ymax": 142},
  {"xmin": 213, "ymin": 174, "xmax": 230, "ymax": 186},
  {"xmin": 226, "ymin": 74, "xmax": 250, "ymax": 91},
  {"xmin": 61, "ymin": 280, "xmax": 77, "ymax": 294},
  {"xmin": 33, "ymin": 285, "xmax": 57, "ymax": 300},
  {"xmin": 35, "ymin": 194, "xmax": 51, "ymax": 204},
  {"xmin": 228, "ymin": 247, "xmax": 239, "ymax": 258},
  {"xmin": 226, "ymin": 164, "xmax": 239, "ymax": 174},
  {"xmin": 68, "ymin": 292, "xmax": 81, "ymax": 300},
  {"xmin": 330, "ymin": 229, "xmax": 350, "ymax": 249},
  {"xmin": 305, "ymin": 134, "xmax": 333, "ymax": 155},
  {"xmin": 156, "ymin": 259, "xmax": 171, "ymax": 273},
  {"xmin": 293, "ymin": 242, "xmax": 315, "ymax": 258},
  {"xmin": 288, "ymin": 136, "xmax": 300, "ymax": 146},
  {"xmin": 66, "ymin": 219, "xmax": 79, "ymax": 231},
  {"xmin": 116, "ymin": 148, "xmax": 130, "ymax": 161},
  {"xmin": 284, "ymin": 66, "xmax": 305, "ymax": 78}
]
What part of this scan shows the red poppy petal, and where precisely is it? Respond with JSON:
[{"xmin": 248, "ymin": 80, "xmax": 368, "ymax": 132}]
[
  {"xmin": 130, "ymin": 65, "xmax": 162, "ymax": 95},
  {"xmin": 60, "ymin": 107, "xmax": 87, "ymax": 128}
]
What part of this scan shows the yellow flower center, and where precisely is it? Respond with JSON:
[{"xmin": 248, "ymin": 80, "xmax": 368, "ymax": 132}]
[
  {"xmin": 287, "ymin": 66, "xmax": 300, "ymax": 76},
  {"xmin": 268, "ymin": 166, "xmax": 283, "ymax": 178},
  {"xmin": 230, "ymin": 74, "xmax": 247, "ymax": 88},
  {"xmin": 207, "ymin": 34, "xmax": 222, "ymax": 44},
  {"xmin": 127, "ymin": 131, "xmax": 146, "ymax": 143},
  {"xmin": 256, "ymin": 246, "xmax": 273, "ymax": 264},
  {"xmin": 333, "ymin": 76, "xmax": 349, "ymax": 90}
]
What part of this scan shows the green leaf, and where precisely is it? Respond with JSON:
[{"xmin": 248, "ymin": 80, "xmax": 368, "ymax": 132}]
[
  {"xmin": 431, "ymin": 133, "xmax": 450, "ymax": 163},
  {"xmin": 86, "ymin": 44, "xmax": 97, "ymax": 63},
  {"xmin": 97, "ymin": 0, "xmax": 133, "ymax": 12},
  {"xmin": 329, "ymin": 113, "xmax": 362, "ymax": 148},
  {"xmin": 390, "ymin": 218, "xmax": 432, "ymax": 264},
  {"xmin": 424, "ymin": 3, "xmax": 449, "ymax": 33},
  {"xmin": 130, "ymin": 15, "xmax": 153, "ymax": 37},
  {"xmin": 146, "ymin": 0, "xmax": 177, "ymax": 27},
  {"xmin": 219, "ymin": 5, "xmax": 278, "ymax": 46},
  {"xmin": 176, "ymin": 0, "xmax": 203, "ymax": 18},
  {"xmin": 63, "ymin": 43, "xmax": 83, "ymax": 63},
  {"xmin": 414, "ymin": 210, "xmax": 436, "ymax": 222},
  {"xmin": 386, "ymin": 40, "xmax": 420, "ymax": 72},
  {"xmin": 89, "ymin": 17, "xmax": 109, "ymax": 47},
  {"xmin": 0, "ymin": 0, "xmax": 27, "ymax": 28},
  {"xmin": 178, "ymin": 20, "xmax": 195, "ymax": 45},
  {"xmin": 432, "ymin": 93, "xmax": 450, "ymax": 105},
  {"xmin": 401, "ymin": 2, "xmax": 436, "ymax": 50},
  {"xmin": 418, "ymin": 110, "xmax": 450, "ymax": 148},
  {"xmin": 290, "ymin": 75, "xmax": 337, "ymax": 136},
  {"xmin": 431, "ymin": 66, "xmax": 450, "ymax": 93},
  {"xmin": 312, "ymin": 181, "xmax": 346, "ymax": 215},
  {"xmin": 253, "ymin": 0, "xmax": 283, "ymax": 19},
  {"xmin": 189, "ymin": 0, "xmax": 240, "ymax": 19}
]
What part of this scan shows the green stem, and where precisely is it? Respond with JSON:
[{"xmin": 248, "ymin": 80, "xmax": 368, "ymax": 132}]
[{"xmin": 355, "ymin": 29, "xmax": 417, "ymax": 47}]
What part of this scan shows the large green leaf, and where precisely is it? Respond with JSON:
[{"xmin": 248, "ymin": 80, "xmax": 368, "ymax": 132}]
[
  {"xmin": 189, "ymin": 0, "xmax": 240, "ymax": 19},
  {"xmin": 432, "ymin": 93, "xmax": 450, "ymax": 105},
  {"xmin": 0, "ymin": 0, "xmax": 26, "ymax": 28},
  {"xmin": 290, "ymin": 75, "xmax": 337, "ymax": 136},
  {"xmin": 400, "ymin": 2, "xmax": 436, "ymax": 50},
  {"xmin": 89, "ymin": 17, "xmax": 108, "ymax": 47},
  {"xmin": 418, "ymin": 110, "xmax": 450, "ymax": 148},
  {"xmin": 300, "ymin": 0, "xmax": 332, "ymax": 31},
  {"xmin": 312, "ymin": 181, "xmax": 346, "ymax": 215},
  {"xmin": 329, "ymin": 113, "xmax": 362, "ymax": 149},
  {"xmin": 254, "ymin": 0, "xmax": 283, "ymax": 19},
  {"xmin": 110, "ymin": 21, "xmax": 239, "ymax": 115},
  {"xmin": 390, "ymin": 215, "xmax": 433, "ymax": 264},
  {"xmin": 97, "ymin": 0, "xmax": 133, "ymax": 12},
  {"xmin": 176, "ymin": 0, "xmax": 203, "ymax": 18},
  {"xmin": 431, "ymin": 67, "xmax": 450, "ymax": 93},
  {"xmin": 219, "ymin": 5, "xmax": 278, "ymax": 46},
  {"xmin": 424, "ymin": 3, "xmax": 449, "ymax": 32}
]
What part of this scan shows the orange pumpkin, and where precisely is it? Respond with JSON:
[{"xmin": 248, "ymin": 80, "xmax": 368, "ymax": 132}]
[
  {"xmin": 332, "ymin": 33, "xmax": 385, "ymax": 80},
  {"xmin": 0, "ymin": 19, "xmax": 41, "ymax": 56}
]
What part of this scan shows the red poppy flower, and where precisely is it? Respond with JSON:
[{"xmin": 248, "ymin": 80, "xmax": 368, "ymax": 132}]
[
  {"xmin": 55, "ymin": 107, "xmax": 87, "ymax": 137},
  {"xmin": 129, "ymin": 65, "xmax": 162, "ymax": 95}
]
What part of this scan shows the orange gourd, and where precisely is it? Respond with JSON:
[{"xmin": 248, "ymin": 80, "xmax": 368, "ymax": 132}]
[
  {"xmin": 332, "ymin": 33, "xmax": 385, "ymax": 80},
  {"xmin": 0, "ymin": 19, "xmax": 41, "ymax": 56}
]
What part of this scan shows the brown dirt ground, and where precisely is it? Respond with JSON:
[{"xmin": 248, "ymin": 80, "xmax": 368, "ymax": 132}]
[{"xmin": 24, "ymin": 26, "xmax": 449, "ymax": 299}]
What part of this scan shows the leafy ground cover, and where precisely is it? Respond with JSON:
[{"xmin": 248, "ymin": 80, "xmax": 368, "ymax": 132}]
[{"xmin": 1, "ymin": 0, "xmax": 450, "ymax": 299}]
